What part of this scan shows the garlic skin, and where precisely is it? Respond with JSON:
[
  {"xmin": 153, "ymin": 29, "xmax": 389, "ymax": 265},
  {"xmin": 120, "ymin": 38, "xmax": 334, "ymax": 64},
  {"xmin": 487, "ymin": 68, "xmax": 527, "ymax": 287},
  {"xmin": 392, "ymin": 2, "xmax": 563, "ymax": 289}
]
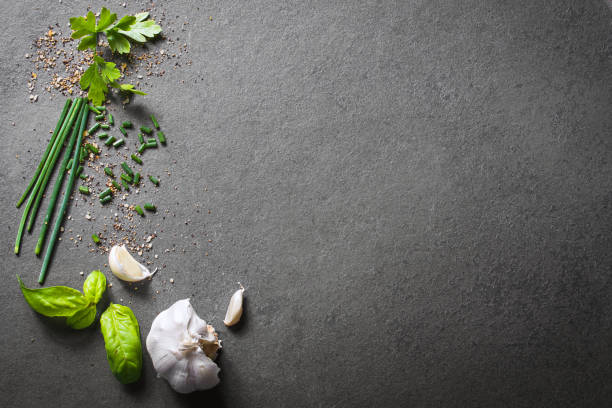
[
  {"xmin": 146, "ymin": 299, "xmax": 221, "ymax": 393},
  {"xmin": 224, "ymin": 285, "xmax": 245, "ymax": 326},
  {"xmin": 108, "ymin": 245, "xmax": 155, "ymax": 282}
]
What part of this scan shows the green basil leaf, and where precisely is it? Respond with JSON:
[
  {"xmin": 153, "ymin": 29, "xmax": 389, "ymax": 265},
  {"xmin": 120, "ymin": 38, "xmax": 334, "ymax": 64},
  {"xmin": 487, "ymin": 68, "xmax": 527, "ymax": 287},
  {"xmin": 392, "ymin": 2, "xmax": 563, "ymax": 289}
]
[
  {"xmin": 17, "ymin": 276, "xmax": 89, "ymax": 317},
  {"xmin": 100, "ymin": 304, "xmax": 142, "ymax": 384},
  {"xmin": 83, "ymin": 270, "xmax": 106, "ymax": 304},
  {"xmin": 66, "ymin": 304, "xmax": 96, "ymax": 329}
]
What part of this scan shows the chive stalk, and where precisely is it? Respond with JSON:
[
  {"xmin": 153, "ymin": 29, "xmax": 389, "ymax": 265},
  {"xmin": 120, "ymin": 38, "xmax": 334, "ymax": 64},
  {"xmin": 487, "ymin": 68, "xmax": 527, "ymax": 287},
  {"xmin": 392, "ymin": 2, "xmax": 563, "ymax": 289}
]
[
  {"xmin": 113, "ymin": 138, "xmax": 125, "ymax": 148},
  {"xmin": 138, "ymin": 133, "xmax": 144, "ymax": 144},
  {"xmin": 121, "ymin": 180, "xmax": 130, "ymax": 190},
  {"xmin": 99, "ymin": 188, "xmax": 112, "ymax": 199},
  {"xmin": 134, "ymin": 205, "xmax": 144, "ymax": 216},
  {"xmin": 95, "ymin": 114, "xmax": 105, "ymax": 121},
  {"xmin": 112, "ymin": 180, "xmax": 121, "ymax": 190},
  {"xmin": 119, "ymin": 126, "xmax": 127, "ymax": 136},
  {"xmin": 108, "ymin": 113, "xmax": 114, "ymax": 126},
  {"xmin": 39, "ymin": 98, "xmax": 89, "ymax": 283},
  {"xmin": 122, "ymin": 121, "xmax": 132, "ymax": 128},
  {"xmin": 100, "ymin": 124, "xmax": 110, "ymax": 130},
  {"xmin": 104, "ymin": 136, "xmax": 116, "ymax": 146},
  {"xmin": 88, "ymin": 105, "xmax": 101, "ymax": 114},
  {"xmin": 145, "ymin": 141, "xmax": 157, "ymax": 148},
  {"xmin": 138, "ymin": 143, "xmax": 147, "ymax": 154},
  {"xmin": 121, "ymin": 162, "xmax": 134, "ymax": 177},
  {"xmin": 121, "ymin": 173, "xmax": 133, "ymax": 183},
  {"xmin": 133, "ymin": 173, "xmax": 140, "ymax": 185},
  {"xmin": 148, "ymin": 175, "xmax": 160, "ymax": 186},
  {"xmin": 88, "ymin": 122, "xmax": 101, "ymax": 135},
  {"xmin": 104, "ymin": 167, "xmax": 114, "ymax": 177},
  {"xmin": 34, "ymin": 101, "xmax": 86, "ymax": 255},
  {"xmin": 86, "ymin": 144, "xmax": 99, "ymax": 154},
  {"xmin": 79, "ymin": 186, "xmax": 90, "ymax": 195},
  {"xmin": 16, "ymin": 99, "xmax": 71, "ymax": 208},
  {"xmin": 144, "ymin": 203, "xmax": 156, "ymax": 211},
  {"xmin": 95, "ymin": 106, "xmax": 106, "ymax": 111},
  {"xmin": 140, "ymin": 126, "xmax": 153, "ymax": 135},
  {"xmin": 98, "ymin": 132, "xmax": 108, "ymax": 139},
  {"xmin": 100, "ymin": 196, "xmax": 112, "ymax": 204},
  {"xmin": 157, "ymin": 131, "xmax": 166, "ymax": 144}
]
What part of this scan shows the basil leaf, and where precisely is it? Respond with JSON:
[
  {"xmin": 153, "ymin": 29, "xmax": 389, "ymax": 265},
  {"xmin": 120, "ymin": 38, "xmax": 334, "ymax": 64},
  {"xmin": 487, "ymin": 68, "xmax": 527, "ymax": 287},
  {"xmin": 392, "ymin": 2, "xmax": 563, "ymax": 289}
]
[
  {"xmin": 100, "ymin": 304, "xmax": 142, "ymax": 384},
  {"xmin": 83, "ymin": 270, "xmax": 106, "ymax": 303},
  {"xmin": 17, "ymin": 276, "xmax": 89, "ymax": 317},
  {"xmin": 66, "ymin": 304, "xmax": 96, "ymax": 329}
]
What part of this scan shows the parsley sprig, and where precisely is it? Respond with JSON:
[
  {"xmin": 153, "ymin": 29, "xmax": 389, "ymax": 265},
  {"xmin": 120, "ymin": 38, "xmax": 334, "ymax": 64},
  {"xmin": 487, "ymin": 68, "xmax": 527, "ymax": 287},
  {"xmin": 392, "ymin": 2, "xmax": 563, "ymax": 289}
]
[{"xmin": 70, "ymin": 8, "xmax": 162, "ymax": 105}]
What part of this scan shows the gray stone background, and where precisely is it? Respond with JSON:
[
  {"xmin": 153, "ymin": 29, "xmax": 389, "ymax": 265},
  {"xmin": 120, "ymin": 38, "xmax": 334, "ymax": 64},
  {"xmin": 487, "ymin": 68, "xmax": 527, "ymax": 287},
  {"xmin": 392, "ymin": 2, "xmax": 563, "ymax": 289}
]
[{"xmin": 1, "ymin": 0, "xmax": 611, "ymax": 407}]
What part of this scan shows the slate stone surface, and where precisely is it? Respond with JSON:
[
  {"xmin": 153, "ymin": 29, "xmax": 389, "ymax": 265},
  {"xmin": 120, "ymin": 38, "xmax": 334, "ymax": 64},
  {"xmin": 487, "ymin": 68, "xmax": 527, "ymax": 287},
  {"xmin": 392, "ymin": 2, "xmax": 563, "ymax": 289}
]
[{"xmin": 1, "ymin": 1, "xmax": 611, "ymax": 407}]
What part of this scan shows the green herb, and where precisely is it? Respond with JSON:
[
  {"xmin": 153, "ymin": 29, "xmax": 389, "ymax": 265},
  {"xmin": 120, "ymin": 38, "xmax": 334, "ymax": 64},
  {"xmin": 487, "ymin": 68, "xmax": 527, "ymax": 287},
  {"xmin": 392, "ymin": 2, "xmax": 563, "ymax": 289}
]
[
  {"xmin": 79, "ymin": 186, "xmax": 90, "ymax": 195},
  {"xmin": 86, "ymin": 143, "xmax": 99, "ymax": 154},
  {"xmin": 39, "ymin": 100, "xmax": 89, "ymax": 284},
  {"xmin": 35, "ymin": 101, "xmax": 86, "ymax": 255},
  {"xmin": 121, "ymin": 162, "xmax": 134, "ymax": 177},
  {"xmin": 95, "ymin": 114, "xmax": 105, "ymax": 121},
  {"xmin": 140, "ymin": 126, "xmax": 152, "ymax": 135},
  {"xmin": 134, "ymin": 205, "xmax": 144, "ymax": 216},
  {"xmin": 119, "ymin": 126, "xmax": 127, "ymax": 136},
  {"xmin": 121, "ymin": 180, "xmax": 130, "ymax": 190},
  {"xmin": 137, "ymin": 143, "xmax": 146, "ymax": 154},
  {"xmin": 88, "ymin": 122, "xmax": 101, "ymax": 135},
  {"xmin": 148, "ymin": 175, "xmax": 159, "ymax": 186},
  {"xmin": 100, "ymin": 195, "xmax": 112, "ymax": 204},
  {"xmin": 150, "ymin": 114, "xmax": 159, "ymax": 129},
  {"xmin": 70, "ymin": 8, "xmax": 160, "ymax": 104},
  {"xmin": 108, "ymin": 113, "xmax": 114, "ymax": 126},
  {"xmin": 133, "ymin": 172, "xmax": 140, "ymax": 185},
  {"xmin": 88, "ymin": 105, "xmax": 101, "ymax": 114},
  {"xmin": 121, "ymin": 173, "xmax": 133, "ymax": 183},
  {"xmin": 138, "ymin": 133, "xmax": 144, "ymax": 144},
  {"xmin": 113, "ymin": 138, "xmax": 125, "ymax": 148},
  {"xmin": 100, "ymin": 303, "xmax": 142, "ymax": 384},
  {"xmin": 104, "ymin": 136, "xmax": 116, "ymax": 146},
  {"xmin": 100, "ymin": 124, "xmax": 110, "ymax": 130},
  {"xmin": 100, "ymin": 188, "xmax": 112, "ymax": 199},
  {"xmin": 144, "ymin": 203, "xmax": 156, "ymax": 211},
  {"xmin": 98, "ymin": 132, "xmax": 108, "ymax": 140},
  {"xmin": 18, "ymin": 270, "xmax": 106, "ymax": 329},
  {"xmin": 79, "ymin": 173, "xmax": 88, "ymax": 180},
  {"xmin": 122, "ymin": 121, "xmax": 132, "ymax": 128},
  {"xmin": 95, "ymin": 106, "xmax": 106, "ymax": 111},
  {"xmin": 77, "ymin": 165, "xmax": 84, "ymax": 175},
  {"xmin": 157, "ymin": 131, "xmax": 166, "ymax": 144},
  {"xmin": 145, "ymin": 141, "xmax": 157, "ymax": 148},
  {"xmin": 104, "ymin": 167, "xmax": 114, "ymax": 177},
  {"xmin": 112, "ymin": 180, "xmax": 121, "ymax": 190},
  {"xmin": 131, "ymin": 154, "xmax": 143, "ymax": 165},
  {"xmin": 92, "ymin": 233, "xmax": 101, "ymax": 244}
]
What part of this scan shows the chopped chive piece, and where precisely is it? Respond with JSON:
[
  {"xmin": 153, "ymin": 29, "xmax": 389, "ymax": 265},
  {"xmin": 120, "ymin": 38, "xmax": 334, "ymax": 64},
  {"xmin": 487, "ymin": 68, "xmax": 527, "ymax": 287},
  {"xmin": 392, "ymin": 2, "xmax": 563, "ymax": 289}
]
[
  {"xmin": 99, "ymin": 188, "xmax": 112, "ymax": 199},
  {"xmin": 148, "ymin": 175, "xmax": 160, "ymax": 186},
  {"xmin": 88, "ymin": 105, "xmax": 101, "ymax": 114},
  {"xmin": 95, "ymin": 114, "xmax": 105, "ymax": 121},
  {"xmin": 112, "ymin": 180, "xmax": 121, "ymax": 190},
  {"xmin": 140, "ymin": 126, "xmax": 153, "ymax": 135},
  {"xmin": 100, "ymin": 195, "xmax": 112, "ymax": 204},
  {"xmin": 122, "ymin": 121, "xmax": 132, "ymax": 128},
  {"xmin": 95, "ymin": 106, "xmax": 106, "ymax": 111},
  {"xmin": 108, "ymin": 113, "xmax": 114, "ymax": 126},
  {"xmin": 92, "ymin": 233, "xmax": 101, "ymax": 244},
  {"xmin": 145, "ymin": 141, "xmax": 158, "ymax": 148},
  {"xmin": 113, "ymin": 138, "xmax": 125, "ymax": 148},
  {"xmin": 104, "ymin": 136, "xmax": 116, "ymax": 146},
  {"xmin": 138, "ymin": 133, "xmax": 145, "ymax": 144},
  {"xmin": 79, "ymin": 146, "xmax": 87, "ymax": 163},
  {"xmin": 78, "ymin": 186, "xmax": 90, "ymax": 195},
  {"xmin": 119, "ymin": 126, "xmax": 127, "ymax": 136},
  {"xmin": 88, "ymin": 122, "xmax": 101, "ymax": 134},
  {"xmin": 157, "ymin": 131, "xmax": 166, "ymax": 144},
  {"xmin": 104, "ymin": 167, "xmax": 114, "ymax": 177},
  {"xmin": 131, "ymin": 154, "xmax": 143, "ymax": 165},
  {"xmin": 86, "ymin": 143, "xmax": 99, "ymax": 154},
  {"xmin": 121, "ymin": 162, "xmax": 134, "ymax": 177},
  {"xmin": 100, "ymin": 124, "xmax": 110, "ymax": 130},
  {"xmin": 98, "ymin": 132, "xmax": 108, "ymax": 139},
  {"xmin": 144, "ymin": 203, "xmax": 156, "ymax": 212},
  {"xmin": 133, "ymin": 173, "xmax": 140, "ymax": 185},
  {"xmin": 147, "ymin": 137, "xmax": 157, "ymax": 144},
  {"xmin": 79, "ymin": 173, "xmax": 88, "ymax": 180},
  {"xmin": 121, "ymin": 173, "xmax": 133, "ymax": 183},
  {"xmin": 138, "ymin": 143, "xmax": 147, "ymax": 154},
  {"xmin": 150, "ymin": 114, "xmax": 160, "ymax": 129},
  {"xmin": 134, "ymin": 205, "xmax": 144, "ymax": 216},
  {"xmin": 121, "ymin": 180, "xmax": 130, "ymax": 190},
  {"xmin": 77, "ymin": 165, "xmax": 84, "ymax": 176}
]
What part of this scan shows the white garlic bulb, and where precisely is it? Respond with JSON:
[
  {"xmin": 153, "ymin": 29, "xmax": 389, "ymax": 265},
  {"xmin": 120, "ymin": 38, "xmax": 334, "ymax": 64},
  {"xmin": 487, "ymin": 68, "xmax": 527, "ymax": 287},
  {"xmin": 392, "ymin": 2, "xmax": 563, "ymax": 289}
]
[
  {"xmin": 146, "ymin": 299, "xmax": 221, "ymax": 393},
  {"xmin": 108, "ymin": 244, "xmax": 156, "ymax": 282},
  {"xmin": 224, "ymin": 285, "xmax": 245, "ymax": 326}
]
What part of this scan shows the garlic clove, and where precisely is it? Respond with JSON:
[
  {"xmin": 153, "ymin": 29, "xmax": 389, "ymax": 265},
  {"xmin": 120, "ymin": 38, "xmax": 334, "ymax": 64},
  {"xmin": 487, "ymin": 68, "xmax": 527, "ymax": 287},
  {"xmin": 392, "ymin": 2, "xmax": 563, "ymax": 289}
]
[
  {"xmin": 223, "ymin": 285, "xmax": 245, "ymax": 326},
  {"xmin": 146, "ymin": 299, "xmax": 221, "ymax": 393},
  {"xmin": 108, "ymin": 244, "xmax": 155, "ymax": 282}
]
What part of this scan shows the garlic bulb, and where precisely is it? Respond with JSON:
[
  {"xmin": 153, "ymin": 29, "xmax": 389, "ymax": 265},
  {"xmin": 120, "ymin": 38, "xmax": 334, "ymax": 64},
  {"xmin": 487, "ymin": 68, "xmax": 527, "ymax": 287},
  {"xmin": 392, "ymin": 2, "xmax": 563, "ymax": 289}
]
[
  {"xmin": 146, "ymin": 299, "xmax": 221, "ymax": 393},
  {"xmin": 224, "ymin": 285, "xmax": 245, "ymax": 326},
  {"xmin": 108, "ymin": 245, "xmax": 156, "ymax": 282}
]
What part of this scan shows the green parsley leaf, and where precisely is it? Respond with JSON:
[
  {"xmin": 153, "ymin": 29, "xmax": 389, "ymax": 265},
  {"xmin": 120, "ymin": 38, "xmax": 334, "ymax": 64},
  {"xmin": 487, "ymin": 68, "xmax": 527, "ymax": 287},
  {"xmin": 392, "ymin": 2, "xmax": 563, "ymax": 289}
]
[
  {"xmin": 96, "ymin": 8, "xmax": 117, "ymax": 32},
  {"xmin": 70, "ymin": 11, "xmax": 96, "ymax": 37},
  {"xmin": 106, "ymin": 29, "xmax": 131, "ymax": 54},
  {"xmin": 113, "ymin": 15, "xmax": 137, "ymax": 30},
  {"xmin": 77, "ymin": 34, "xmax": 97, "ymax": 51},
  {"xmin": 118, "ymin": 19, "xmax": 162, "ymax": 43}
]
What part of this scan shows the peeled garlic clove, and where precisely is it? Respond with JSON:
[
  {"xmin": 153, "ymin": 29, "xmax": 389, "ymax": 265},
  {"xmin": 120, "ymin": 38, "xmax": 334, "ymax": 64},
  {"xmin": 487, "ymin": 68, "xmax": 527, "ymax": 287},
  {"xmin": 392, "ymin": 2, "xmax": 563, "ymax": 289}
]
[
  {"xmin": 224, "ymin": 285, "xmax": 245, "ymax": 326},
  {"xmin": 108, "ymin": 244, "xmax": 155, "ymax": 282},
  {"xmin": 146, "ymin": 299, "xmax": 221, "ymax": 393}
]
